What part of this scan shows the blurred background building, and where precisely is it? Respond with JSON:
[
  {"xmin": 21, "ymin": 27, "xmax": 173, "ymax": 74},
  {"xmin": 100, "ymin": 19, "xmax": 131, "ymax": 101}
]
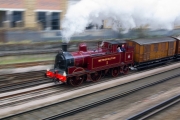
[
  {"xmin": 0, "ymin": 0, "xmax": 67, "ymax": 30},
  {"xmin": 1, "ymin": 0, "xmax": 179, "ymax": 43},
  {"xmin": 68, "ymin": 0, "xmax": 80, "ymax": 8},
  {"xmin": 0, "ymin": 0, "xmax": 109, "ymax": 31}
]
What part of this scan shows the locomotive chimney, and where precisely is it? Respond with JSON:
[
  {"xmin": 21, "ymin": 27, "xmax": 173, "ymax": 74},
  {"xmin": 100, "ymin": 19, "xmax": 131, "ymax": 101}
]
[{"xmin": 62, "ymin": 43, "xmax": 68, "ymax": 52}]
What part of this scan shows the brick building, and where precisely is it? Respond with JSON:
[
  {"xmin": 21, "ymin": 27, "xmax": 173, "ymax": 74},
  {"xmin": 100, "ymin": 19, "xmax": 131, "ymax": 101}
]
[{"xmin": 0, "ymin": 0, "xmax": 67, "ymax": 30}]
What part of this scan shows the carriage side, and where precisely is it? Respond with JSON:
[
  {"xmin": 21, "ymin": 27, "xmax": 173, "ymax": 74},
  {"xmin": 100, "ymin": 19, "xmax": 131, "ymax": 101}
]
[
  {"xmin": 173, "ymin": 37, "xmax": 180, "ymax": 59},
  {"xmin": 127, "ymin": 37, "xmax": 176, "ymax": 69}
]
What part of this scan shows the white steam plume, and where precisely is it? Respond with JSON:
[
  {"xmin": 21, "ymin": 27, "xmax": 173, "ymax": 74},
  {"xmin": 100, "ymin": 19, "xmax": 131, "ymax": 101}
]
[{"xmin": 62, "ymin": 0, "xmax": 180, "ymax": 43}]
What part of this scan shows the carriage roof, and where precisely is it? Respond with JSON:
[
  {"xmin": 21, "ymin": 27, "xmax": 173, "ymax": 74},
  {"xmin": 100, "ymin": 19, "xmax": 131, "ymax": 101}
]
[{"xmin": 130, "ymin": 37, "xmax": 176, "ymax": 45}]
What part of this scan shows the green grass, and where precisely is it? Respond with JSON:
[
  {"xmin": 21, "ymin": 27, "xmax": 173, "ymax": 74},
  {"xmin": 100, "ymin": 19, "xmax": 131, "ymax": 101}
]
[
  {"xmin": 0, "ymin": 40, "xmax": 32, "ymax": 45},
  {"xmin": 0, "ymin": 54, "xmax": 56, "ymax": 65}
]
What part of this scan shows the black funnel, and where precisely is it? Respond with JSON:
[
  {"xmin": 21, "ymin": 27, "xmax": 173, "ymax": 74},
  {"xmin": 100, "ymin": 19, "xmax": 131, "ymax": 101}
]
[{"xmin": 62, "ymin": 43, "xmax": 68, "ymax": 52}]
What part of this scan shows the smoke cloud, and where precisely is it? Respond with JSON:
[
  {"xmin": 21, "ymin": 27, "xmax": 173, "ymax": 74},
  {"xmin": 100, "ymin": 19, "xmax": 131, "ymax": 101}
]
[{"xmin": 62, "ymin": 0, "xmax": 180, "ymax": 43}]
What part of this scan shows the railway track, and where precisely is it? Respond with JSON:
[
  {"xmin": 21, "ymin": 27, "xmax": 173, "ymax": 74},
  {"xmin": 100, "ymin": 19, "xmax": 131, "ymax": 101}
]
[
  {"xmin": 127, "ymin": 94, "xmax": 180, "ymax": 120},
  {"xmin": 0, "ymin": 60, "xmax": 53, "ymax": 69},
  {"xmin": 0, "ymin": 59, "xmax": 177, "ymax": 92},
  {"xmin": 0, "ymin": 42, "xmax": 98, "ymax": 57},
  {"xmin": 0, "ymin": 64, "xmax": 167, "ymax": 107},
  {"xmin": 1, "ymin": 59, "xmax": 162, "ymax": 94},
  {"xmin": 144, "ymin": 99, "xmax": 180, "ymax": 120},
  {"xmin": 0, "ymin": 48, "xmax": 60, "ymax": 57},
  {"xmin": 0, "ymin": 66, "xmax": 179, "ymax": 120},
  {"xmin": 0, "ymin": 70, "xmax": 51, "ymax": 92},
  {"xmin": 0, "ymin": 71, "xmax": 137, "ymax": 108}
]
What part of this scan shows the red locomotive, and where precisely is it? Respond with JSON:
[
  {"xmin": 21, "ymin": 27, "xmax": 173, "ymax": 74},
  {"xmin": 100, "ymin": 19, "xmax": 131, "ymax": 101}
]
[
  {"xmin": 45, "ymin": 40, "xmax": 134, "ymax": 86},
  {"xmin": 45, "ymin": 37, "xmax": 180, "ymax": 86}
]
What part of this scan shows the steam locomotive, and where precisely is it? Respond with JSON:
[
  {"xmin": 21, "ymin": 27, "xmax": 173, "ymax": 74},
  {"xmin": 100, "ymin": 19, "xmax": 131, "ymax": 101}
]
[{"xmin": 45, "ymin": 37, "xmax": 180, "ymax": 86}]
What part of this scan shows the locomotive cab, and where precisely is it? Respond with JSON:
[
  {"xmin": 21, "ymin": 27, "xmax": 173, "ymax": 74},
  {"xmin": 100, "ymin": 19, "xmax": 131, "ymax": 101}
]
[{"xmin": 101, "ymin": 40, "xmax": 127, "ymax": 53}]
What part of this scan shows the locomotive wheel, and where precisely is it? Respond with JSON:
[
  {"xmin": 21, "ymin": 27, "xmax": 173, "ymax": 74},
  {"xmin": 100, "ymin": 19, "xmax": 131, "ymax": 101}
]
[
  {"xmin": 123, "ymin": 65, "xmax": 129, "ymax": 74},
  {"xmin": 68, "ymin": 75, "xmax": 84, "ymax": 86},
  {"xmin": 111, "ymin": 67, "xmax": 119, "ymax": 77},
  {"xmin": 90, "ymin": 71, "xmax": 102, "ymax": 82}
]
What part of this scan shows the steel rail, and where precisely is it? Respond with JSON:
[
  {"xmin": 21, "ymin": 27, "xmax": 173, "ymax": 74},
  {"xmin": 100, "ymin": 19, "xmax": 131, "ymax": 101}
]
[
  {"xmin": 0, "ymin": 78, "xmax": 51, "ymax": 93},
  {"xmin": 0, "ymin": 70, "xmax": 49, "ymax": 92},
  {"xmin": 0, "ymin": 49, "xmax": 59, "ymax": 57},
  {"xmin": 0, "ymin": 61, "xmax": 53, "ymax": 69},
  {"xmin": 0, "ymin": 70, "xmax": 45, "ymax": 77},
  {"xmin": 127, "ymin": 94, "xmax": 180, "ymax": 120}
]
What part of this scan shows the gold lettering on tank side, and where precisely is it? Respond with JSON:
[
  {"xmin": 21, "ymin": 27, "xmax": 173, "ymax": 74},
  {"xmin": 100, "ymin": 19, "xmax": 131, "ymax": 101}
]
[{"xmin": 98, "ymin": 57, "xmax": 116, "ymax": 62}]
